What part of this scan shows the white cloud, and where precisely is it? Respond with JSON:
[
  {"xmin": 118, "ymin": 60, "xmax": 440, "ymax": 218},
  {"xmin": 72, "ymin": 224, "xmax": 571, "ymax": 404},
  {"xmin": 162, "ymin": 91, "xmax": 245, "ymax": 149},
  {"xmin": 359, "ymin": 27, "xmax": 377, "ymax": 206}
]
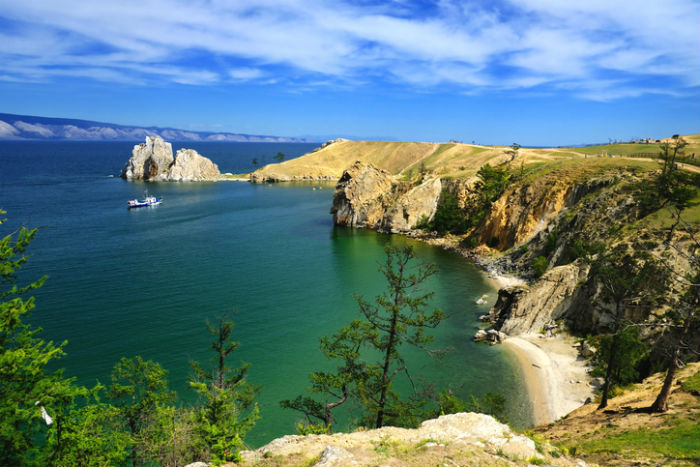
[
  {"xmin": 0, "ymin": 0, "xmax": 697, "ymax": 98},
  {"xmin": 229, "ymin": 67, "xmax": 265, "ymax": 81},
  {"xmin": 0, "ymin": 121, "xmax": 20, "ymax": 137},
  {"xmin": 14, "ymin": 121, "xmax": 55, "ymax": 137}
]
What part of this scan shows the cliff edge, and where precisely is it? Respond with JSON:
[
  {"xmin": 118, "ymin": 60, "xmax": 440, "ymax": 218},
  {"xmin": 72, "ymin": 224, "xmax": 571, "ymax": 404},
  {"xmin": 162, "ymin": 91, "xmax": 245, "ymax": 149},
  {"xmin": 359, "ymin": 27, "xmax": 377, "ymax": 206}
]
[{"xmin": 241, "ymin": 412, "xmax": 587, "ymax": 467}]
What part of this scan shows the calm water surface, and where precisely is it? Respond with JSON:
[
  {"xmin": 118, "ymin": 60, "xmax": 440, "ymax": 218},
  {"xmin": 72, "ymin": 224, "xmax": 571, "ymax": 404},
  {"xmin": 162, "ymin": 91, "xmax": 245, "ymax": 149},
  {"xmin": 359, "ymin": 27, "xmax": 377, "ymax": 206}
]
[{"xmin": 0, "ymin": 141, "xmax": 530, "ymax": 446}]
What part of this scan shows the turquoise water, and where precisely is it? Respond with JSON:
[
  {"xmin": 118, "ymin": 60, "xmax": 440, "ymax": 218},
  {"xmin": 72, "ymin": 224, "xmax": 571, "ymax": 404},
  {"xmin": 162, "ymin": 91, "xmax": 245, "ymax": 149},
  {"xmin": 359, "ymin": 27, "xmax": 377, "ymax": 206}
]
[{"xmin": 0, "ymin": 142, "xmax": 530, "ymax": 446}]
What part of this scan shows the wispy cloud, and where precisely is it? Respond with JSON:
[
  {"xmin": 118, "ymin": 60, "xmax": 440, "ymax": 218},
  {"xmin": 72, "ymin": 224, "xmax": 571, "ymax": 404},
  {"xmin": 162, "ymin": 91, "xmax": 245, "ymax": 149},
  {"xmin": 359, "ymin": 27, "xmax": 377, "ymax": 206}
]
[{"xmin": 0, "ymin": 0, "xmax": 697, "ymax": 99}]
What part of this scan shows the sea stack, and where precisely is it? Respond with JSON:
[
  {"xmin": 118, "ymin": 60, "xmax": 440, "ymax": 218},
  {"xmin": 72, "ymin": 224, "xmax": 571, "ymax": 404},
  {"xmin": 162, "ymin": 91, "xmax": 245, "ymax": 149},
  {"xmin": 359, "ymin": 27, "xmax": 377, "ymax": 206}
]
[
  {"xmin": 120, "ymin": 136, "xmax": 221, "ymax": 181},
  {"xmin": 121, "ymin": 136, "xmax": 173, "ymax": 180}
]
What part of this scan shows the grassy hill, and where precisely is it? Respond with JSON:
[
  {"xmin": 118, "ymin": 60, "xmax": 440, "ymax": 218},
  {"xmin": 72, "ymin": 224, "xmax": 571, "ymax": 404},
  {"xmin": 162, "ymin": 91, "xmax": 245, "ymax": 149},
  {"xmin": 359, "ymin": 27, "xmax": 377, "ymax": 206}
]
[
  {"xmin": 247, "ymin": 134, "xmax": 699, "ymax": 182},
  {"xmin": 536, "ymin": 363, "xmax": 700, "ymax": 467}
]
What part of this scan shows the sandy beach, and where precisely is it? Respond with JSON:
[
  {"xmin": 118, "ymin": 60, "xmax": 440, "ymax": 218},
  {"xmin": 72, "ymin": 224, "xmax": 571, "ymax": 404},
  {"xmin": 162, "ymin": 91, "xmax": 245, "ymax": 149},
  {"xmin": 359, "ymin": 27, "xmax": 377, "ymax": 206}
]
[{"xmin": 503, "ymin": 334, "xmax": 595, "ymax": 425}]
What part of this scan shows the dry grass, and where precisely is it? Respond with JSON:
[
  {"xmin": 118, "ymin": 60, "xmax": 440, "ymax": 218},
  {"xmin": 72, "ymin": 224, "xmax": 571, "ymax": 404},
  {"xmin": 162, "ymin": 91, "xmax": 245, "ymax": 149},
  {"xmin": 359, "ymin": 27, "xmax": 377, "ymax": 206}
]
[{"xmin": 536, "ymin": 362, "xmax": 700, "ymax": 467}]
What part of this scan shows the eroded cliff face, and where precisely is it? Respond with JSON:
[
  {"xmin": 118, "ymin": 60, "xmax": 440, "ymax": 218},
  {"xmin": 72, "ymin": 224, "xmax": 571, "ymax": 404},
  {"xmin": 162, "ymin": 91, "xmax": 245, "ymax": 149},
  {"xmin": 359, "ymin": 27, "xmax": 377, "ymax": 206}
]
[
  {"xmin": 488, "ymin": 260, "xmax": 591, "ymax": 335},
  {"xmin": 475, "ymin": 174, "xmax": 617, "ymax": 251},
  {"xmin": 330, "ymin": 161, "xmax": 442, "ymax": 232},
  {"xmin": 120, "ymin": 136, "xmax": 221, "ymax": 181}
]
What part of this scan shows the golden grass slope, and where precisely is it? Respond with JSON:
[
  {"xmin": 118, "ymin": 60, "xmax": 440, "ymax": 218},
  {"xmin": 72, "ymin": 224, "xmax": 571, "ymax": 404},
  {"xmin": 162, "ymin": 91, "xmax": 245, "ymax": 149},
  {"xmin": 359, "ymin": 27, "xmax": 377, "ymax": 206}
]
[{"xmin": 248, "ymin": 134, "xmax": 699, "ymax": 181}]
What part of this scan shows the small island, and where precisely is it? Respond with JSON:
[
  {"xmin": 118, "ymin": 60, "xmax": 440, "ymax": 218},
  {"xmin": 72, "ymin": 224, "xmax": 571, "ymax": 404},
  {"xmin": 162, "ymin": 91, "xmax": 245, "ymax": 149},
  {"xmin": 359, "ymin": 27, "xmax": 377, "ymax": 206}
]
[{"xmin": 121, "ymin": 136, "xmax": 221, "ymax": 182}]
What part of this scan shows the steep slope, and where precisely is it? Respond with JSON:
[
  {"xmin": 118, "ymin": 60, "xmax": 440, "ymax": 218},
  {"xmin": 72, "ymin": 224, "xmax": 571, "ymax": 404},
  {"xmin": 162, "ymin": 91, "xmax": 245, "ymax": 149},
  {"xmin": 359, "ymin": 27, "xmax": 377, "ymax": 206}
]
[{"xmin": 536, "ymin": 363, "xmax": 700, "ymax": 467}]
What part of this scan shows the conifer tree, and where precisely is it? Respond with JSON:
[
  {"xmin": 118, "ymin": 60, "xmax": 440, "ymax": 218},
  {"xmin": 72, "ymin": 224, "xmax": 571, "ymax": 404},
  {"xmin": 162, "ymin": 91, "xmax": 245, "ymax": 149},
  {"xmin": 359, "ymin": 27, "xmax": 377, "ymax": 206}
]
[
  {"xmin": 189, "ymin": 317, "xmax": 259, "ymax": 465},
  {"xmin": 0, "ymin": 212, "xmax": 70, "ymax": 465},
  {"xmin": 354, "ymin": 245, "xmax": 444, "ymax": 428},
  {"xmin": 107, "ymin": 356, "xmax": 175, "ymax": 467}
]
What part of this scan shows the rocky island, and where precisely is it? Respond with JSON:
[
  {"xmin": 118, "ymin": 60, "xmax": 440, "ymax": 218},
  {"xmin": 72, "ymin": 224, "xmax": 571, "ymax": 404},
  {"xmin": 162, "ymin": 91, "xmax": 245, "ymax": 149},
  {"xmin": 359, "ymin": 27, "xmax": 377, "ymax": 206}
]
[{"xmin": 121, "ymin": 136, "xmax": 221, "ymax": 181}]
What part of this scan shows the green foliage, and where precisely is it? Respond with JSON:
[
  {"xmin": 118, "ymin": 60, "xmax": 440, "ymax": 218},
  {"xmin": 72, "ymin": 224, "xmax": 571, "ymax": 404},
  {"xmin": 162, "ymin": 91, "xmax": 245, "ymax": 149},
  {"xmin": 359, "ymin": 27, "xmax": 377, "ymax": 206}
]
[
  {"xmin": 354, "ymin": 246, "xmax": 444, "ymax": 428},
  {"xmin": 430, "ymin": 389, "xmax": 507, "ymax": 422},
  {"xmin": 287, "ymin": 246, "xmax": 445, "ymax": 432},
  {"xmin": 592, "ymin": 328, "xmax": 648, "ymax": 387},
  {"xmin": 568, "ymin": 417, "xmax": 700, "ymax": 465},
  {"xmin": 295, "ymin": 422, "xmax": 331, "ymax": 435},
  {"xmin": 681, "ymin": 370, "xmax": 700, "ymax": 395},
  {"xmin": 107, "ymin": 356, "xmax": 176, "ymax": 467},
  {"xmin": 431, "ymin": 191, "xmax": 468, "ymax": 234},
  {"xmin": 565, "ymin": 237, "xmax": 605, "ymax": 264},
  {"xmin": 273, "ymin": 152, "xmax": 285, "ymax": 163},
  {"xmin": 474, "ymin": 164, "xmax": 510, "ymax": 205},
  {"xmin": 50, "ymin": 389, "xmax": 130, "ymax": 467},
  {"xmin": 593, "ymin": 247, "xmax": 668, "ymax": 409},
  {"xmin": 544, "ymin": 229, "xmax": 559, "ymax": 257},
  {"xmin": 636, "ymin": 136, "xmax": 699, "ymax": 214},
  {"xmin": 532, "ymin": 256, "xmax": 549, "ymax": 277},
  {"xmin": 189, "ymin": 317, "xmax": 260, "ymax": 465},
  {"xmin": 413, "ymin": 214, "xmax": 431, "ymax": 231},
  {"xmin": 281, "ymin": 319, "xmax": 371, "ymax": 429},
  {"xmin": 0, "ymin": 212, "xmax": 73, "ymax": 466}
]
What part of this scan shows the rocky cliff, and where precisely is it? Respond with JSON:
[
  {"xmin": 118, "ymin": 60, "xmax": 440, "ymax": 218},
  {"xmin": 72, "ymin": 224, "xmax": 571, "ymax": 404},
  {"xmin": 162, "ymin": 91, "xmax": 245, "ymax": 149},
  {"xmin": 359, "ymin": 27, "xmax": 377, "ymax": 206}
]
[
  {"xmin": 330, "ymin": 161, "xmax": 442, "ymax": 232},
  {"xmin": 120, "ymin": 136, "xmax": 221, "ymax": 181},
  {"xmin": 486, "ymin": 260, "xmax": 591, "ymax": 335},
  {"xmin": 241, "ymin": 412, "xmax": 585, "ymax": 467}
]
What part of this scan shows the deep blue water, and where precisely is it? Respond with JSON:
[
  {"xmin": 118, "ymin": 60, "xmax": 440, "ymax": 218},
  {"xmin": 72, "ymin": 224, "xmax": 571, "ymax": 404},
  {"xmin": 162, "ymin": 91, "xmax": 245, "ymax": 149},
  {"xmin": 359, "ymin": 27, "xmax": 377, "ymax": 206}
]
[{"xmin": 0, "ymin": 141, "xmax": 530, "ymax": 446}]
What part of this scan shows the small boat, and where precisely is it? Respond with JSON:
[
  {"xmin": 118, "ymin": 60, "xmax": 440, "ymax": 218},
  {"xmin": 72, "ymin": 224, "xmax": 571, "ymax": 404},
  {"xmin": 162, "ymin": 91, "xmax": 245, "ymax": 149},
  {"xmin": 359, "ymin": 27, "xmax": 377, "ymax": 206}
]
[{"xmin": 127, "ymin": 195, "xmax": 162, "ymax": 208}]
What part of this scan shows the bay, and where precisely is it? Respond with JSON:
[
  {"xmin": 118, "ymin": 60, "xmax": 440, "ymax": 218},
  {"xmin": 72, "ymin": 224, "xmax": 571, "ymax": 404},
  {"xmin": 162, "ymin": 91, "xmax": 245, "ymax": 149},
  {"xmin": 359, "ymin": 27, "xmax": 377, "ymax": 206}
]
[{"xmin": 0, "ymin": 141, "xmax": 531, "ymax": 446}]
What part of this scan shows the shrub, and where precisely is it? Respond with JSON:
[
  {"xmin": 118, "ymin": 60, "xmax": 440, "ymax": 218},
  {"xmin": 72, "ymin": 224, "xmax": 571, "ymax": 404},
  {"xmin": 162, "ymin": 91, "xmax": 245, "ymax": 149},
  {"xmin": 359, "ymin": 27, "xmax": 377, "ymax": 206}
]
[{"xmin": 533, "ymin": 256, "xmax": 549, "ymax": 277}]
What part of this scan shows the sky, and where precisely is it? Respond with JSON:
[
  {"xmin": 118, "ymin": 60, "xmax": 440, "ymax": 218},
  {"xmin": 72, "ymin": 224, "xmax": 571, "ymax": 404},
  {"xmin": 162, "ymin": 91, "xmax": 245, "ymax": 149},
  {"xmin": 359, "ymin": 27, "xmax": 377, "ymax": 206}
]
[{"xmin": 0, "ymin": 0, "xmax": 698, "ymax": 145}]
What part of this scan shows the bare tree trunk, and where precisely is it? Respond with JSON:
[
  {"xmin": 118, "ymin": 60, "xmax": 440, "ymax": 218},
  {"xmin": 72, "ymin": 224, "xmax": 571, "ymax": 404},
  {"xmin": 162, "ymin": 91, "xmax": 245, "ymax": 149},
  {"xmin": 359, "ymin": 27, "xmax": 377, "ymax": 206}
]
[
  {"xmin": 650, "ymin": 349, "xmax": 679, "ymax": 412},
  {"xmin": 651, "ymin": 304, "xmax": 696, "ymax": 412},
  {"xmin": 598, "ymin": 302, "xmax": 621, "ymax": 410},
  {"xmin": 598, "ymin": 331, "xmax": 619, "ymax": 410},
  {"xmin": 376, "ymin": 309, "xmax": 398, "ymax": 428}
]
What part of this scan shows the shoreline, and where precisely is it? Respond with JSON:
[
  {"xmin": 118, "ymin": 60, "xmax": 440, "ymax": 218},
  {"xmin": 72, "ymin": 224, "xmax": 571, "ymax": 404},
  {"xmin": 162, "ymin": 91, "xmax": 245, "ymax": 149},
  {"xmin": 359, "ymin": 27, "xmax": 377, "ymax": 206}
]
[
  {"xmin": 502, "ymin": 334, "xmax": 595, "ymax": 425},
  {"xmin": 413, "ymin": 233, "xmax": 593, "ymax": 426}
]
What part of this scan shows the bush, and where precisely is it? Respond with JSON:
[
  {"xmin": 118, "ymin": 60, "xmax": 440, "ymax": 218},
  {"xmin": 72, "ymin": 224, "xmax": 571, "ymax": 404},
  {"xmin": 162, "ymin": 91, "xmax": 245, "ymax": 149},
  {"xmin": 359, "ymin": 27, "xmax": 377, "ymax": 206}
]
[
  {"xmin": 431, "ymin": 192, "xmax": 468, "ymax": 234},
  {"xmin": 533, "ymin": 256, "xmax": 549, "ymax": 277}
]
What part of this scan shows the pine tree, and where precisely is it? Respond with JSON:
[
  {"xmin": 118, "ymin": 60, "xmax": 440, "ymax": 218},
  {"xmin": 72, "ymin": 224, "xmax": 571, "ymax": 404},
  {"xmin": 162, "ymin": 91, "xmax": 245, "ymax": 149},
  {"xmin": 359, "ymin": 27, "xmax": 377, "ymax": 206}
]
[
  {"xmin": 281, "ymin": 319, "xmax": 372, "ymax": 431},
  {"xmin": 189, "ymin": 317, "xmax": 259, "ymax": 465},
  {"xmin": 354, "ymin": 245, "xmax": 444, "ymax": 428},
  {"xmin": 594, "ymin": 247, "xmax": 666, "ymax": 409},
  {"xmin": 107, "ymin": 356, "xmax": 176, "ymax": 467},
  {"xmin": 0, "ymin": 211, "xmax": 70, "ymax": 465}
]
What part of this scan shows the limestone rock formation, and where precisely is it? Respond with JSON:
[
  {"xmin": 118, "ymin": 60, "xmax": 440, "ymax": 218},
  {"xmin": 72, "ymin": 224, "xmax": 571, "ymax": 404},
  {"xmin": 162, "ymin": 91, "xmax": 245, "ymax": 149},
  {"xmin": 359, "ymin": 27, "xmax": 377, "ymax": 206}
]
[
  {"xmin": 330, "ymin": 161, "xmax": 395, "ymax": 228},
  {"xmin": 120, "ymin": 136, "xmax": 220, "ymax": 181},
  {"xmin": 168, "ymin": 148, "xmax": 220, "ymax": 181},
  {"xmin": 240, "ymin": 412, "xmax": 574, "ymax": 467},
  {"xmin": 121, "ymin": 136, "xmax": 173, "ymax": 180},
  {"xmin": 490, "ymin": 260, "xmax": 591, "ymax": 335},
  {"xmin": 475, "ymin": 174, "xmax": 617, "ymax": 251},
  {"xmin": 330, "ymin": 161, "xmax": 442, "ymax": 232},
  {"xmin": 381, "ymin": 177, "xmax": 442, "ymax": 232}
]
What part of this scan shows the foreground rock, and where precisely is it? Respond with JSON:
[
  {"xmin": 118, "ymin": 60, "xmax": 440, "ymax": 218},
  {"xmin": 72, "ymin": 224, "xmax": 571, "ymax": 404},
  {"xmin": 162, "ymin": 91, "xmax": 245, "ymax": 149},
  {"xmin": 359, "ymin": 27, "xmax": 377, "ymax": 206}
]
[
  {"xmin": 242, "ymin": 412, "xmax": 585, "ymax": 467},
  {"xmin": 330, "ymin": 161, "xmax": 442, "ymax": 232},
  {"xmin": 120, "ymin": 136, "xmax": 220, "ymax": 181}
]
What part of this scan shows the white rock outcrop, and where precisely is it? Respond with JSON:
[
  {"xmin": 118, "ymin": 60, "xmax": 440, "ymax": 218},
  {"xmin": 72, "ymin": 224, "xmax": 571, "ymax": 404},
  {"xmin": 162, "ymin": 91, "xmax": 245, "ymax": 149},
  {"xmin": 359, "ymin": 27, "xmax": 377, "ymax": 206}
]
[
  {"xmin": 121, "ymin": 136, "xmax": 174, "ymax": 180},
  {"xmin": 168, "ymin": 148, "xmax": 220, "ymax": 181},
  {"xmin": 241, "ymin": 412, "xmax": 551, "ymax": 467},
  {"xmin": 120, "ymin": 136, "xmax": 220, "ymax": 181}
]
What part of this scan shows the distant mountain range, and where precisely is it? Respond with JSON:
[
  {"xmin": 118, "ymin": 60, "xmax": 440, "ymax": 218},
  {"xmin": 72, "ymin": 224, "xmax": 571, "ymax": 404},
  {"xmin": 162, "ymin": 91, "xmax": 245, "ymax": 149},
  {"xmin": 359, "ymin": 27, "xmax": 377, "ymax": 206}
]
[{"xmin": 0, "ymin": 113, "xmax": 313, "ymax": 143}]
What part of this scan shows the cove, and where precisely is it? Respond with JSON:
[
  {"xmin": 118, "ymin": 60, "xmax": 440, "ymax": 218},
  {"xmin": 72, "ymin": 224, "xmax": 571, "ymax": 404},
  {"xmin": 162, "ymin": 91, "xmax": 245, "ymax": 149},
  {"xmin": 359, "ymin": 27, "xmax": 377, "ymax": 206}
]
[{"xmin": 0, "ymin": 142, "xmax": 531, "ymax": 446}]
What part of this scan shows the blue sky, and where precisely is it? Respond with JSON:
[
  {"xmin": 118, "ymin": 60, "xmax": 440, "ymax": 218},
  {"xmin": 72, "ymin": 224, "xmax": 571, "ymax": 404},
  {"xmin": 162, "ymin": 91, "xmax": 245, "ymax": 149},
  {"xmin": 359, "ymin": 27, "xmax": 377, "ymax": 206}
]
[{"xmin": 0, "ymin": 0, "xmax": 698, "ymax": 145}]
